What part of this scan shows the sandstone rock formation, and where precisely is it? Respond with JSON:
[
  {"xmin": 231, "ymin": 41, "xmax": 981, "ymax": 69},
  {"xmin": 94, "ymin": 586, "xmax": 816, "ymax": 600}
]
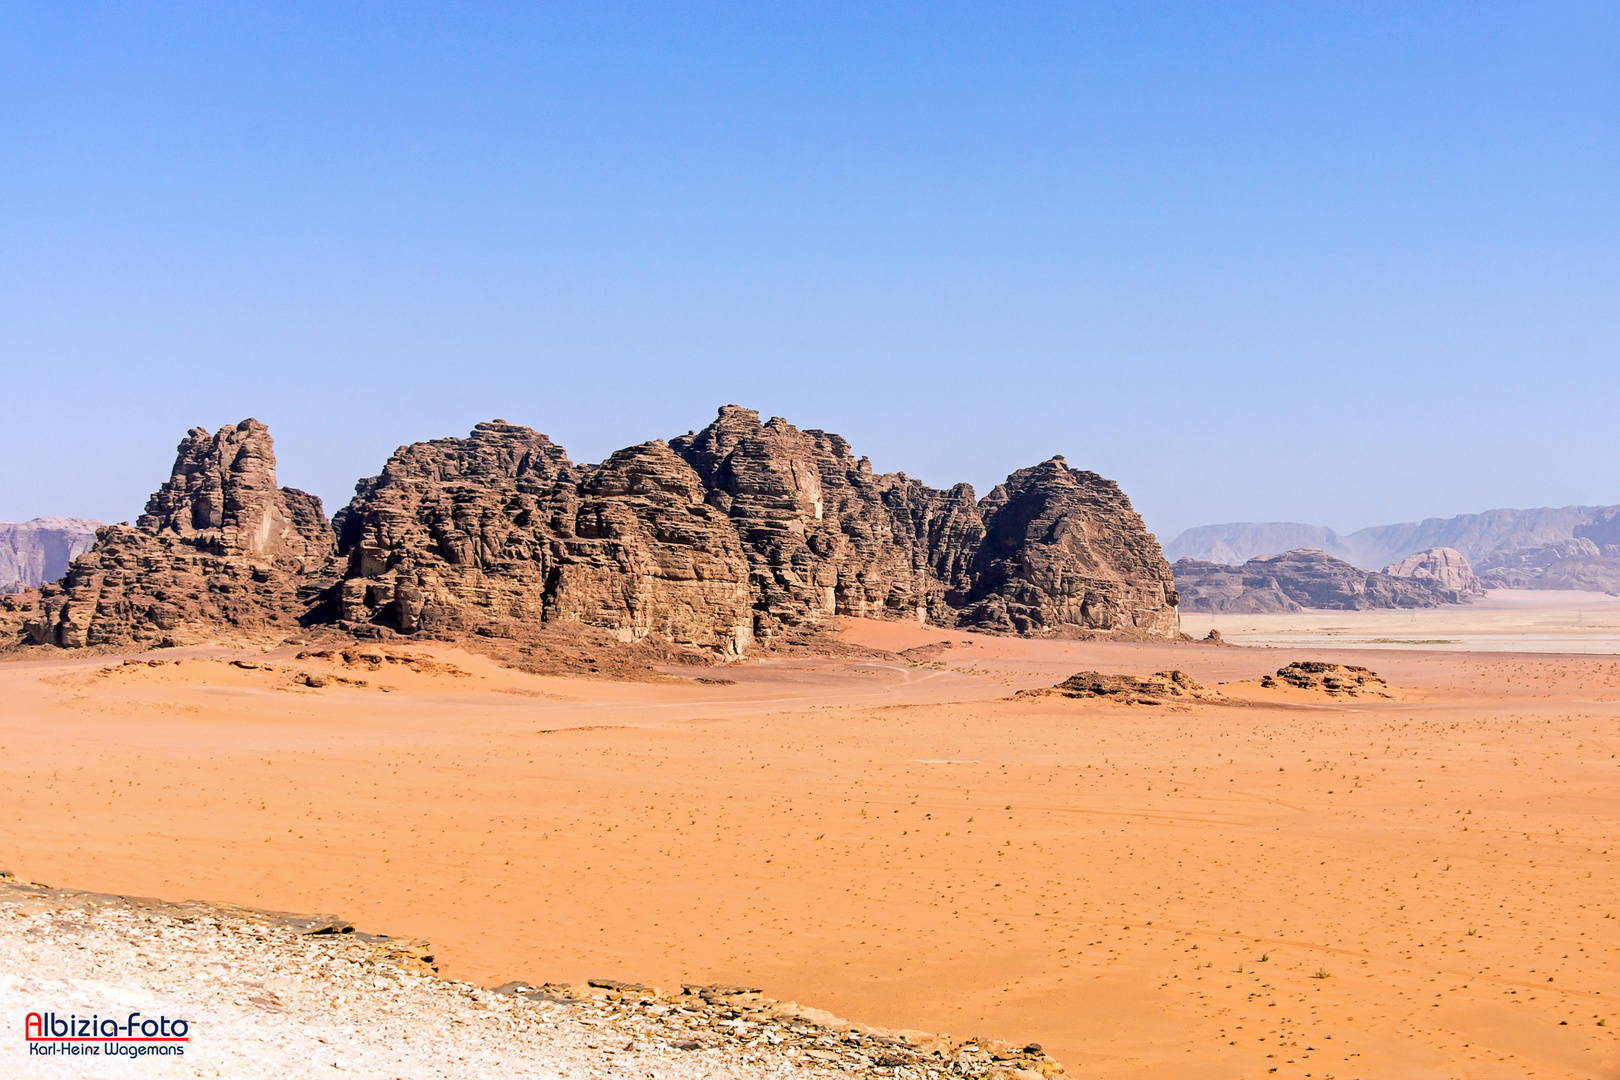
[
  {"xmin": 16, "ymin": 409, "xmax": 1181, "ymax": 653},
  {"xmin": 332, "ymin": 422, "xmax": 754, "ymax": 656},
  {"xmin": 1260, "ymin": 661, "xmax": 1390, "ymax": 697},
  {"xmin": 1173, "ymin": 548, "xmax": 1459, "ymax": 613},
  {"xmin": 953, "ymin": 457, "xmax": 1179, "ymax": 636},
  {"xmin": 1020, "ymin": 669, "xmax": 1205, "ymax": 704},
  {"xmin": 669, "ymin": 407, "xmax": 1177, "ymax": 640},
  {"xmin": 1382, "ymin": 547, "xmax": 1482, "ymax": 602},
  {"xmin": 22, "ymin": 420, "xmax": 336, "ymax": 648},
  {"xmin": 0, "ymin": 517, "xmax": 100, "ymax": 593}
]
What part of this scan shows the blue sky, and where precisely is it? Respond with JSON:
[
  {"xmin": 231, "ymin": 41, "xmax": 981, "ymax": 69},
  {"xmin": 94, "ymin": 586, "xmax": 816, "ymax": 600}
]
[{"xmin": 2, "ymin": 2, "xmax": 1616, "ymax": 539}]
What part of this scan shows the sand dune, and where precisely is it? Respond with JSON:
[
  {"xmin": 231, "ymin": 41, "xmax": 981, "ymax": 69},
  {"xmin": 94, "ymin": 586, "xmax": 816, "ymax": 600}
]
[{"xmin": 3, "ymin": 620, "xmax": 1618, "ymax": 1077}]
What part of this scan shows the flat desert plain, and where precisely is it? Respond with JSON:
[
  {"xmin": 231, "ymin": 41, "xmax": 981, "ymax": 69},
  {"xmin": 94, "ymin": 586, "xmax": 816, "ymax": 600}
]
[{"xmin": 4, "ymin": 618, "xmax": 1619, "ymax": 1079}]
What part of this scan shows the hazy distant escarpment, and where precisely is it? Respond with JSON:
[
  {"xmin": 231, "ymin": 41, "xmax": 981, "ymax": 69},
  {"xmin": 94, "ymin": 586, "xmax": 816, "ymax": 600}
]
[
  {"xmin": 0, "ymin": 518, "xmax": 100, "ymax": 593},
  {"xmin": 1173, "ymin": 548, "xmax": 1473, "ymax": 613},
  {"xmin": 1167, "ymin": 507, "xmax": 1620, "ymax": 593},
  {"xmin": 10, "ymin": 408, "xmax": 1179, "ymax": 653}
]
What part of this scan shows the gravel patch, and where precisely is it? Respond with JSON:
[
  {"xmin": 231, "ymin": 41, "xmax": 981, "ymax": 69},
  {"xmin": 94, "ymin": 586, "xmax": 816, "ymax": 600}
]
[{"xmin": 0, "ymin": 875, "xmax": 1062, "ymax": 1080}]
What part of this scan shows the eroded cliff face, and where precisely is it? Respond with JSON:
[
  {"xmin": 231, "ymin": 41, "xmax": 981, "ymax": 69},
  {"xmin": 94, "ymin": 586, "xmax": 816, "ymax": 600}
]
[
  {"xmin": 669, "ymin": 408, "xmax": 1177, "ymax": 641},
  {"xmin": 333, "ymin": 422, "xmax": 753, "ymax": 656},
  {"xmin": 18, "ymin": 409, "xmax": 1180, "ymax": 653},
  {"xmin": 668, "ymin": 406, "xmax": 975, "ymax": 639},
  {"xmin": 24, "ymin": 420, "xmax": 336, "ymax": 648}
]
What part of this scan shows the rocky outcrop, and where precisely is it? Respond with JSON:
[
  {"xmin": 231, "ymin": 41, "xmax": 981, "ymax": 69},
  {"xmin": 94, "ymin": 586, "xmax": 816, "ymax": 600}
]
[
  {"xmin": 1260, "ymin": 661, "xmax": 1390, "ymax": 697},
  {"xmin": 1019, "ymin": 669, "xmax": 1205, "ymax": 704},
  {"xmin": 1174, "ymin": 548, "xmax": 1459, "ymax": 613},
  {"xmin": 333, "ymin": 422, "xmax": 754, "ymax": 656},
  {"xmin": 16, "ymin": 409, "xmax": 1181, "ymax": 653},
  {"xmin": 953, "ymin": 457, "xmax": 1179, "ymax": 636},
  {"xmin": 1383, "ymin": 547, "xmax": 1482, "ymax": 602},
  {"xmin": 22, "ymin": 420, "xmax": 336, "ymax": 648},
  {"xmin": 0, "ymin": 517, "xmax": 100, "ymax": 593},
  {"xmin": 668, "ymin": 408, "xmax": 1177, "ymax": 640}
]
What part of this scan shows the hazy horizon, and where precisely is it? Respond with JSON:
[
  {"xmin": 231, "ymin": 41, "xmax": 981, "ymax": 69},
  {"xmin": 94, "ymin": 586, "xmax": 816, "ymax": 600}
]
[{"xmin": 4, "ymin": 4, "xmax": 1617, "ymax": 538}]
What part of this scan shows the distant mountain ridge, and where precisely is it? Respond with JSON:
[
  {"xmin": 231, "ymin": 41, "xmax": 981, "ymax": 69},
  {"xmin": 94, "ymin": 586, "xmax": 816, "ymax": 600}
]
[
  {"xmin": 1166, "ymin": 506, "xmax": 1620, "ymax": 593},
  {"xmin": 0, "ymin": 518, "xmax": 101, "ymax": 593}
]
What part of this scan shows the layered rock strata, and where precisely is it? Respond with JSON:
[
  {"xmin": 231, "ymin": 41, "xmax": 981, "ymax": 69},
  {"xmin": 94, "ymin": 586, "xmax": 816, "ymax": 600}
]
[
  {"xmin": 332, "ymin": 423, "xmax": 754, "ymax": 656},
  {"xmin": 20, "ymin": 409, "xmax": 1180, "ymax": 652},
  {"xmin": 668, "ymin": 407, "xmax": 1177, "ymax": 639},
  {"xmin": 22, "ymin": 420, "xmax": 336, "ymax": 648}
]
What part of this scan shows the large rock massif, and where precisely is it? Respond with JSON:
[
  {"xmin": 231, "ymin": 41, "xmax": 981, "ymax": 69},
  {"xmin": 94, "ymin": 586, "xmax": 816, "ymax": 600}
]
[
  {"xmin": 0, "ymin": 518, "xmax": 100, "ymax": 593},
  {"xmin": 10, "ymin": 409, "xmax": 1181, "ymax": 653},
  {"xmin": 1173, "ymin": 548, "xmax": 1463, "ymax": 613},
  {"xmin": 19, "ymin": 421, "xmax": 335, "ymax": 648}
]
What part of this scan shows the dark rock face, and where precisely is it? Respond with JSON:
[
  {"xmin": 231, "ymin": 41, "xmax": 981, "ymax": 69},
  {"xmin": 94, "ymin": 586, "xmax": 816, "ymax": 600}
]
[
  {"xmin": 333, "ymin": 422, "xmax": 754, "ymax": 655},
  {"xmin": 954, "ymin": 457, "xmax": 1180, "ymax": 636},
  {"xmin": 24, "ymin": 420, "xmax": 337, "ymax": 647},
  {"xmin": 19, "ymin": 409, "xmax": 1180, "ymax": 652},
  {"xmin": 669, "ymin": 408, "xmax": 1177, "ymax": 640},
  {"xmin": 668, "ymin": 406, "xmax": 972, "ymax": 638},
  {"xmin": 1174, "ymin": 548, "xmax": 1458, "ymax": 613}
]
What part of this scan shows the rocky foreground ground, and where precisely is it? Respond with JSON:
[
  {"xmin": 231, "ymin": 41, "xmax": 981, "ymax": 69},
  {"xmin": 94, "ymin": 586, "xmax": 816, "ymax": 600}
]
[{"xmin": 0, "ymin": 875, "xmax": 1062, "ymax": 1080}]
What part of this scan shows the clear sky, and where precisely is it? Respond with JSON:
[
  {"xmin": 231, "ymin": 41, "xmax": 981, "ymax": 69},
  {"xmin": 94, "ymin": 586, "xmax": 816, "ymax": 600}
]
[{"xmin": 2, "ymin": 3, "xmax": 1616, "ymax": 540}]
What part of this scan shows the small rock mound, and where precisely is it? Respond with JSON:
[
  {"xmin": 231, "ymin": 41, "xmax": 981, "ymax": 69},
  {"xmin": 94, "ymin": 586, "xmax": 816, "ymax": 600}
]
[
  {"xmin": 1260, "ymin": 661, "xmax": 1389, "ymax": 697},
  {"xmin": 1021, "ymin": 669, "xmax": 1204, "ymax": 704}
]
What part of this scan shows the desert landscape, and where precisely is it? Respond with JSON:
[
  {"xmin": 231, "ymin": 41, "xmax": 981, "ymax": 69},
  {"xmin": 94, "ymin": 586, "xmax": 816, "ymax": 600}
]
[
  {"xmin": 4, "ymin": 612, "xmax": 1618, "ymax": 1077},
  {"xmin": 6, "ymin": 10, "xmax": 1615, "ymax": 1074}
]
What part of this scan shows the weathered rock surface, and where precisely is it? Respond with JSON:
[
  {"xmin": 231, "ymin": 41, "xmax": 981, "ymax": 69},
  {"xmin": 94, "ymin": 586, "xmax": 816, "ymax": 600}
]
[
  {"xmin": 15, "ymin": 409, "xmax": 1181, "ymax": 653},
  {"xmin": 0, "ymin": 517, "xmax": 100, "ymax": 593},
  {"xmin": 670, "ymin": 408, "xmax": 1177, "ymax": 640},
  {"xmin": 1260, "ymin": 661, "xmax": 1390, "ymax": 697},
  {"xmin": 22, "ymin": 420, "xmax": 337, "ymax": 648},
  {"xmin": 332, "ymin": 422, "xmax": 755, "ymax": 655},
  {"xmin": 954, "ymin": 457, "xmax": 1179, "ymax": 636},
  {"xmin": 1173, "ymin": 548, "xmax": 1460, "ymax": 613},
  {"xmin": 1383, "ymin": 547, "xmax": 1482, "ymax": 602},
  {"xmin": 1020, "ymin": 669, "xmax": 1205, "ymax": 704}
]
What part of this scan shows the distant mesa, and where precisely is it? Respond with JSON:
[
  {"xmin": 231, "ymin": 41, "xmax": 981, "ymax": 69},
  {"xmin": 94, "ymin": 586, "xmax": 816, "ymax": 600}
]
[
  {"xmin": 1173, "ymin": 547, "xmax": 1471, "ymax": 613},
  {"xmin": 1166, "ymin": 507, "xmax": 1620, "ymax": 594},
  {"xmin": 0, "ymin": 518, "xmax": 100, "ymax": 593},
  {"xmin": 5, "ymin": 409, "xmax": 1181, "ymax": 654}
]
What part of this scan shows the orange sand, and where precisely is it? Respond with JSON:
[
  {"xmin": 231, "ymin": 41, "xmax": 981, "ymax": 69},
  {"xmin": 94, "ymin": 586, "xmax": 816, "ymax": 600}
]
[{"xmin": 4, "ymin": 621, "xmax": 1619, "ymax": 1078}]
